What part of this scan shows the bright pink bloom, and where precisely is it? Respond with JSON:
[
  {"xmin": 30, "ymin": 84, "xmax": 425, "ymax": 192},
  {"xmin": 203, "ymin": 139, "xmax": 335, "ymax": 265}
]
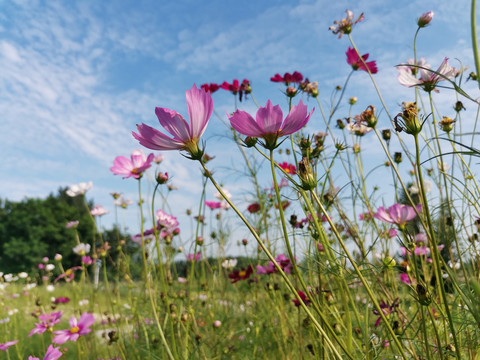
[
  {"xmin": 400, "ymin": 273, "xmax": 411, "ymax": 284},
  {"xmin": 133, "ymin": 85, "xmax": 213, "ymax": 159},
  {"xmin": 397, "ymin": 57, "xmax": 458, "ymax": 93},
  {"xmin": 52, "ymin": 312, "xmax": 95, "ymax": 345},
  {"xmin": 28, "ymin": 344, "xmax": 63, "ymax": 360},
  {"xmin": 29, "ymin": 311, "xmax": 63, "ymax": 336},
  {"xmin": 256, "ymin": 254, "xmax": 295, "ymax": 275},
  {"xmin": 229, "ymin": 100, "xmax": 313, "ymax": 150},
  {"xmin": 278, "ymin": 162, "xmax": 297, "ymax": 175},
  {"xmin": 374, "ymin": 203, "xmax": 422, "ymax": 227},
  {"xmin": 53, "ymin": 297, "xmax": 70, "ymax": 304},
  {"xmin": 346, "ymin": 47, "xmax": 378, "ymax": 74},
  {"xmin": 54, "ymin": 266, "xmax": 83, "ymax": 283},
  {"xmin": 110, "ymin": 149, "xmax": 154, "ymax": 179},
  {"xmin": 205, "ymin": 201, "xmax": 221, "ymax": 209},
  {"xmin": 0, "ymin": 340, "xmax": 18, "ymax": 351}
]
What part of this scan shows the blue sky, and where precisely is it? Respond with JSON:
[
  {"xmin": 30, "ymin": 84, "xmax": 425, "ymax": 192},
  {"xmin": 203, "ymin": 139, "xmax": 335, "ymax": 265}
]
[{"xmin": 1, "ymin": 0, "xmax": 478, "ymax": 252}]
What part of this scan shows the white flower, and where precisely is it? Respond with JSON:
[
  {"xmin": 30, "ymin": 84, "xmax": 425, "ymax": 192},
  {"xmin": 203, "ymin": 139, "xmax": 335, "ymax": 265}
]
[
  {"xmin": 398, "ymin": 58, "xmax": 458, "ymax": 93},
  {"xmin": 113, "ymin": 195, "xmax": 134, "ymax": 209},
  {"xmin": 79, "ymin": 299, "xmax": 89, "ymax": 306},
  {"xmin": 0, "ymin": 317, "xmax": 10, "ymax": 324},
  {"xmin": 18, "ymin": 272, "xmax": 28, "ymax": 279},
  {"xmin": 438, "ymin": 162, "xmax": 450, "ymax": 172},
  {"xmin": 409, "ymin": 180, "xmax": 432, "ymax": 194},
  {"xmin": 73, "ymin": 243, "xmax": 91, "ymax": 255},
  {"xmin": 24, "ymin": 283, "xmax": 37, "ymax": 291},
  {"xmin": 214, "ymin": 188, "xmax": 232, "ymax": 200},
  {"xmin": 66, "ymin": 181, "xmax": 93, "ymax": 197},
  {"xmin": 123, "ymin": 303, "xmax": 131, "ymax": 310},
  {"xmin": 90, "ymin": 204, "xmax": 108, "ymax": 217},
  {"xmin": 45, "ymin": 264, "xmax": 55, "ymax": 272},
  {"xmin": 46, "ymin": 285, "xmax": 55, "ymax": 292},
  {"xmin": 221, "ymin": 259, "xmax": 238, "ymax": 269},
  {"xmin": 54, "ymin": 254, "xmax": 63, "ymax": 261},
  {"xmin": 346, "ymin": 122, "xmax": 373, "ymax": 136},
  {"xmin": 4, "ymin": 274, "xmax": 15, "ymax": 282},
  {"xmin": 7, "ymin": 308, "xmax": 18, "ymax": 316}
]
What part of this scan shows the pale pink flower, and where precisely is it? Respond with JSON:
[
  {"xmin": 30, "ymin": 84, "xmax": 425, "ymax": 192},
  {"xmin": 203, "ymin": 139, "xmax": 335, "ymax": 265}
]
[
  {"xmin": 52, "ymin": 312, "xmax": 95, "ymax": 345},
  {"xmin": 205, "ymin": 201, "xmax": 221, "ymax": 209},
  {"xmin": 186, "ymin": 253, "xmax": 201, "ymax": 262},
  {"xmin": 375, "ymin": 203, "xmax": 422, "ymax": 227},
  {"xmin": 133, "ymin": 84, "xmax": 213, "ymax": 159},
  {"xmin": 65, "ymin": 220, "xmax": 79, "ymax": 229},
  {"xmin": 90, "ymin": 204, "xmax": 108, "ymax": 217},
  {"xmin": 398, "ymin": 57, "xmax": 458, "ymax": 93},
  {"xmin": 0, "ymin": 340, "xmax": 18, "ymax": 351},
  {"xmin": 229, "ymin": 100, "xmax": 313, "ymax": 150},
  {"xmin": 110, "ymin": 149, "xmax": 154, "ymax": 179}
]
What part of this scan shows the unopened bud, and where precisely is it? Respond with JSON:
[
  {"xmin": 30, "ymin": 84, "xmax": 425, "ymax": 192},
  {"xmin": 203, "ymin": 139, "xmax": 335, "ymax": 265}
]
[
  {"xmin": 244, "ymin": 136, "xmax": 258, "ymax": 147},
  {"xmin": 417, "ymin": 11, "xmax": 434, "ymax": 28},
  {"xmin": 156, "ymin": 172, "xmax": 169, "ymax": 184},
  {"xmin": 382, "ymin": 129, "xmax": 391, "ymax": 141},
  {"xmin": 297, "ymin": 157, "xmax": 317, "ymax": 190}
]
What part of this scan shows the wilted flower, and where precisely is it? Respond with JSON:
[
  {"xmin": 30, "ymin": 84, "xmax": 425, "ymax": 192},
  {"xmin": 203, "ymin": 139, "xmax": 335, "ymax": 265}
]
[
  {"xmin": 394, "ymin": 102, "xmax": 422, "ymax": 135},
  {"xmin": 110, "ymin": 149, "xmax": 154, "ymax": 179},
  {"xmin": 133, "ymin": 84, "xmax": 213, "ymax": 160},
  {"xmin": 229, "ymin": 100, "xmax": 314, "ymax": 150},
  {"xmin": 329, "ymin": 10, "xmax": 364, "ymax": 38},
  {"xmin": 66, "ymin": 182, "xmax": 92, "ymax": 197},
  {"xmin": 346, "ymin": 47, "xmax": 378, "ymax": 74},
  {"xmin": 52, "ymin": 312, "xmax": 95, "ymax": 345},
  {"xmin": 398, "ymin": 58, "xmax": 458, "ymax": 93},
  {"xmin": 346, "ymin": 122, "xmax": 372, "ymax": 136},
  {"xmin": 438, "ymin": 116, "xmax": 456, "ymax": 133}
]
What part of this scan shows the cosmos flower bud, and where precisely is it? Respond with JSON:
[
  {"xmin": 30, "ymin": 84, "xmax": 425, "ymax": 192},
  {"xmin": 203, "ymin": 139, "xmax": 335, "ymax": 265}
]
[
  {"xmin": 297, "ymin": 157, "xmax": 317, "ymax": 190},
  {"xmin": 156, "ymin": 172, "xmax": 169, "ymax": 184},
  {"xmin": 244, "ymin": 136, "xmax": 258, "ymax": 147},
  {"xmin": 381, "ymin": 129, "xmax": 391, "ymax": 141},
  {"xmin": 417, "ymin": 11, "xmax": 434, "ymax": 28},
  {"xmin": 438, "ymin": 116, "xmax": 456, "ymax": 133},
  {"xmin": 394, "ymin": 152, "xmax": 402, "ymax": 164}
]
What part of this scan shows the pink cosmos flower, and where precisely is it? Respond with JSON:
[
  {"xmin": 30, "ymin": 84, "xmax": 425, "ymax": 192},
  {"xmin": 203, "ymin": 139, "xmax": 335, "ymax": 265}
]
[
  {"xmin": 29, "ymin": 311, "xmax": 63, "ymax": 336},
  {"xmin": 90, "ymin": 204, "xmax": 108, "ymax": 217},
  {"xmin": 220, "ymin": 79, "xmax": 251, "ymax": 101},
  {"xmin": 65, "ymin": 220, "xmax": 79, "ymax": 229},
  {"xmin": 133, "ymin": 85, "xmax": 213, "ymax": 159},
  {"xmin": 0, "ymin": 340, "xmax": 18, "ymax": 351},
  {"xmin": 186, "ymin": 253, "xmax": 201, "ymax": 262},
  {"xmin": 229, "ymin": 100, "xmax": 314, "ymax": 150},
  {"xmin": 374, "ymin": 203, "xmax": 422, "ymax": 227},
  {"xmin": 400, "ymin": 273, "xmax": 411, "ymax": 285},
  {"xmin": 397, "ymin": 57, "xmax": 458, "ymax": 93},
  {"xmin": 205, "ymin": 201, "xmax": 221, "ymax": 209},
  {"xmin": 110, "ymin": 149, "xmax": 154, "ymax": 179},
  {"xmin": 52, "ymin": 312, "xmax": 95, "ymax": 345},
  {"xmin": 28, "ymin": 344, "xmax": 63, "ymax": 360},
  {"xmin": 82, "ymin": 256, "xmax": 94, "ymax": 265},
  {"xmin": 346, "ymin": 47, "xmax": 378, "ymax": 73}
]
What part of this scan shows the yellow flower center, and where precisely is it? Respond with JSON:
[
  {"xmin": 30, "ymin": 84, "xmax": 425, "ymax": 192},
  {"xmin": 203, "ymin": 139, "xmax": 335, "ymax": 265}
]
[
  {"xmin": 239, "ymin": 270, "xmax": 246, "ymax": 278},
  {"xmin": 70, "ymin": 326, "xmax": 80, "ymax": 333}
]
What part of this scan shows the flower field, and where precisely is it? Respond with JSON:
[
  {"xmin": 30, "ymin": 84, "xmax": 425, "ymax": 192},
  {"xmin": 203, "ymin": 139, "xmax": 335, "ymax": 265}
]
[{"xmin": 3, "ymin": 7, "xmax": 480, "ymax": 360}]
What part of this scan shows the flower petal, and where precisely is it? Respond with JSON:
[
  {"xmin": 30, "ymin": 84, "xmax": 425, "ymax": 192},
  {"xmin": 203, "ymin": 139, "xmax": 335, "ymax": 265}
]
[
  {"xmin": 280, "ymin": 100, "xmax": 313, "ymax": 135},
  {"xmin": 255, "ymin": 100, "xmax": 283, "ymax": 134},
  {"xmin": 133, "ymin": 124, "xmax": 184, "ymax": 150},
  {"xmin": 229, "ymin": 110, "xmax": 264, "ymax": 137},
  {"xmin": 155, "ymin": 108, "xmax": 191, "ymax": 142},
  {"xmin": 185, "ymin": 84, "xmax": 213, "ymax": 139}
]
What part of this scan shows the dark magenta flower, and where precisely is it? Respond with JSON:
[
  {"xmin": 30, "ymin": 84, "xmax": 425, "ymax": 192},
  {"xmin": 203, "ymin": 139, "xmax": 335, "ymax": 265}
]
[
  {"xmin": 292, "ymin": 290, "xmax": 311, "ymax": 307},
  {"xmin": 346, "ymin": 47, "xmax": 378, "ymax": 74},
  {"xmin": 228, "ymin": 265, "xmax": 254, "ymax": 283},
  {"xmin": 278, "ymin": 162, "xmax": 297, "ymax": 175},
  {"xmin": 247, "ymin": 203, "xmax": 261, "ymax": 213},
  {"xmin": 270, "ymin": 71, "xmax": 304, "ymax": 85},
  {"xmin": 229, "ymin": 100, "xmax": 313, "ymax": 150},
  {"xmin": 200, "ymin": 83, "xmax": 220, "ymax": 93}
]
